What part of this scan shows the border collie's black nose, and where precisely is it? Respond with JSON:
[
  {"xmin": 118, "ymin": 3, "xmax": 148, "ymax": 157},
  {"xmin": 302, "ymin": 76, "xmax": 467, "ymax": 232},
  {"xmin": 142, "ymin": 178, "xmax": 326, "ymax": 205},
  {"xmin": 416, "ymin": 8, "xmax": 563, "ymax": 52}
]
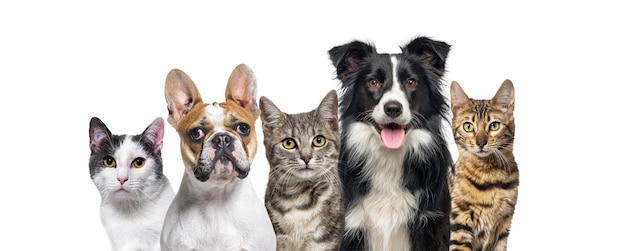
[{"xmin": 384, "ymin": 101, "xmax": 403, "ymax": 118}]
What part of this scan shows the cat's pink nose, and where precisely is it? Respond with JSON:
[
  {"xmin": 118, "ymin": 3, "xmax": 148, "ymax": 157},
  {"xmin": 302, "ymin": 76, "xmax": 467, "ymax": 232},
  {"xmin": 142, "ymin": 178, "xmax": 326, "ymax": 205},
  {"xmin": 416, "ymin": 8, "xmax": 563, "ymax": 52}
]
[{"xmin": 118, "ymin": 177, "xmax": 128, "ymax": 185}]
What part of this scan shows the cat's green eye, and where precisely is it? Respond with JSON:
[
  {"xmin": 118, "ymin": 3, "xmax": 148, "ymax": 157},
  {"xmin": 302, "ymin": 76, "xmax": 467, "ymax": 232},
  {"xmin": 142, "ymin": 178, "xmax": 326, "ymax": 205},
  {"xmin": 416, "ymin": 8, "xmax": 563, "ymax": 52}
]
[
  {"xmin": 282, "ymin": 138, "xmax": 297, "ymax": 150},
  {"xmin": 133, "ymin": 157, "xmax": 145, "ymax": 168},
  {"xmin": 312, "ymin": 135, "xmax": 326, "ymax": 147},
  {"xmin": 490, "ymin": 122, "xmax": 501, "ymax": 131},
  {"xmin": 103, "ymin": 156, "xmax": 116, "ymax": 168},
  {"xmin": 463, "ymin": 122, "xmax": 474, "ymax": 132}
]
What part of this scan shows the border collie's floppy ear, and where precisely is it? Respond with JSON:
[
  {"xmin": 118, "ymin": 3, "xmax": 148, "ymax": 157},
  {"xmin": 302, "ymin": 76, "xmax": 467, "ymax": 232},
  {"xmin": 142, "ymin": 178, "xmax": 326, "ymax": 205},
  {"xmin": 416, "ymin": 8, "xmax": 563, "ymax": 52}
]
[
  {"xmin": 328, "ymin": 41, "xmax": 376, "ymax": 81},
  {"xmin": 402, "ymin": 36, "xmax": 451, "ymax": 76}
]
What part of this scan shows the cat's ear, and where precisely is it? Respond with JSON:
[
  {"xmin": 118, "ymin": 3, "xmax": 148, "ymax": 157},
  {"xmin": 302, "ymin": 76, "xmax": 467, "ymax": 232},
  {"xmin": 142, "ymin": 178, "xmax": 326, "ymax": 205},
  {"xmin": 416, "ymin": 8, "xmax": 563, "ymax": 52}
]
[
  {"xmin": 226, "ymin": 64, "xmax": 260, "ymax": 120},
  {"xmin": 164, "ymin": 69, "xmax": 203, "ymax": 128},
  {"xmin": 89, "ymin": 117, "xmax": 112, "ymax": 153},
  {"xmin": 259, "ymin": 96, "xmax": 283, "ymax": 137},
  {"xmin": 492, "ymin": 79, "xmax": 515, "ymax": 112},
  {"xmin": 315, "ymin": 90, "xmax": 339, "ymax": 130},
  {"xmin": 450, "ymin": 81, "xmax": 472, "ymax": 113},
  {"xmin": 141, "ymin": 117, "xmax": 165, "ymax": 154}
]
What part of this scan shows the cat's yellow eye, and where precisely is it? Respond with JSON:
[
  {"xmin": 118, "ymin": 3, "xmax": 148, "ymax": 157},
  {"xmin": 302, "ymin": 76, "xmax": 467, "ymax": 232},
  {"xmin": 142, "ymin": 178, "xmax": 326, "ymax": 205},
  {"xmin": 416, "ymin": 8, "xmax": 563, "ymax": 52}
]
[
  {"xmin": 463, "ymin": 122, "xmax": 474, "ymax": 132},
  {"xmin": 490, "ymin": 122, "xmax": 501, "ymax": 131},
  {"xmin": 133, "ymin": 157, "xmax": 146, "ymax": 168},
  {"xmin": 103, "ymin": 156, "xmax": 116, "ymax": 168},
  {"xmin": 282, "ymin": 138, "xmax": 297, "ymax": 150},
  {"xmin": 312, "ymin": 135, "xmax": 326, "ymax": 147}
]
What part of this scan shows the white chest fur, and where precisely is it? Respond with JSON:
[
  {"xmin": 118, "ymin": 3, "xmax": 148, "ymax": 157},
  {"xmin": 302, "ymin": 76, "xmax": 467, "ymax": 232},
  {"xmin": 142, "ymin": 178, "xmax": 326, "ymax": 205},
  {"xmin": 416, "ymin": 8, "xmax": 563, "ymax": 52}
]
[
  {"xmin": 100, "ymin": 186, "xmax": 175, "ymax": 251},
  {"xmin": 161, "ymin": 177, "xmax": 276, "ymax": 251},
  {"xmin": 343, "ymin": 123, "xmax": 435, "ymax": 250}
]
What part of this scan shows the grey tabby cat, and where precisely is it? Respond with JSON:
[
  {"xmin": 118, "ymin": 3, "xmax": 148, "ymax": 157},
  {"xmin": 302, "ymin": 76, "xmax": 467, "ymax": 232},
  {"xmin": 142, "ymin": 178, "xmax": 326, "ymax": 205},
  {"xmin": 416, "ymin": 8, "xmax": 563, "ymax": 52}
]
[
  {"xmin": 89, "ymin": 117, "xmax": 175, "ymax": 251},
  {"xmin": 259, "ymin": 90, "xmax": 345, "ymax": 251}
]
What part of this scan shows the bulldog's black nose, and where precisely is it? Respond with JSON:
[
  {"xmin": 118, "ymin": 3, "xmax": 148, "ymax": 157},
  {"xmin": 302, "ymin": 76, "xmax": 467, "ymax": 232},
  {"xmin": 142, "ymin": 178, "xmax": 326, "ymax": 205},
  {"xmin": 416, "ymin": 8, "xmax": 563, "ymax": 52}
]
[
  {"xmin": 212, "ymin": 133, "xmax": 232, "ymax": 149},
  {"xmin": 384, "ymin": 101, "xmax": 403, "ymax": 118}
]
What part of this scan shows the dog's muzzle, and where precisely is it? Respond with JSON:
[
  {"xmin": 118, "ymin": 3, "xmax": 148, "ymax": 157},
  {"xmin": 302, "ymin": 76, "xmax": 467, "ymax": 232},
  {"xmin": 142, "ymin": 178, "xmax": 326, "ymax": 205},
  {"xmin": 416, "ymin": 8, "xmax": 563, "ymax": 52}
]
[{"xmin": 194, "ymin": 132, "xmax": 249, "ymax": 181}]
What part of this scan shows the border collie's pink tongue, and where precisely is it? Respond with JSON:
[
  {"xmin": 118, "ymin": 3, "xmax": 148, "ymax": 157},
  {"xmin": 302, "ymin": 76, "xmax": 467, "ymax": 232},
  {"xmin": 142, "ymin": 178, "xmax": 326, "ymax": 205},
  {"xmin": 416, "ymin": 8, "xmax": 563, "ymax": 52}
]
[{"xmin": 381, "ymin": 127, "xmax": 405, "ymax": 149}]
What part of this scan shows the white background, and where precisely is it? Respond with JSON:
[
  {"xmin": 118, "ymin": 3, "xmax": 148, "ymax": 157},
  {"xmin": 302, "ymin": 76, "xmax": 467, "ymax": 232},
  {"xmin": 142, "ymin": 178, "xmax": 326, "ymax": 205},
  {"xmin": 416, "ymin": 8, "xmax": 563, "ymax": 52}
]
[{"xmin": 1, "ymin": 1, "xmax": 623, "ymax": 250}]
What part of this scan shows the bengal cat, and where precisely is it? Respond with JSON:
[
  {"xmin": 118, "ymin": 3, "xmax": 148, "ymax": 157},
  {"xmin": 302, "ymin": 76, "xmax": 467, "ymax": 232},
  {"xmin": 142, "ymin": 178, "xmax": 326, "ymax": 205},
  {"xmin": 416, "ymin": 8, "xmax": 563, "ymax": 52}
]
[{"xmin": 448, "ymin": 79, "xmax": 519, "ymax": 251}]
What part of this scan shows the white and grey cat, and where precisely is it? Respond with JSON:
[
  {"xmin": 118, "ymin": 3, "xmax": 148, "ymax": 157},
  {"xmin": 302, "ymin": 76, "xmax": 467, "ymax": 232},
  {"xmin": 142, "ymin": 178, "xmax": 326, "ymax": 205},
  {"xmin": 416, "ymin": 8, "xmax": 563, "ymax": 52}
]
[
  {"xmin": 88, "ymin": 117, "xmax": 175, "ymax": 251},
  {"xmin": 259, "ymin": 90, "xmax": 345, "ymax": 251}
]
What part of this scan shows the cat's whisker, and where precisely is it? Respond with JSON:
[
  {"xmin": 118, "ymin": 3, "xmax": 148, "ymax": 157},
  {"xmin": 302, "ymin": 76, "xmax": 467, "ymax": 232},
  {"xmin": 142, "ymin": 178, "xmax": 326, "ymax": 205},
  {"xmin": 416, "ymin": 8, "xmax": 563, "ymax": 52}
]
[
  {"xmin": 100, "ymin": 187, "xmax": 114, "ymax": 201},
  {"xmin": 271, "ymin": 164, "xmax": 301, "ymax": 195},
  {"xmin": 268, "ymin": 168, "xmax": 290, "ymax": 196},
  {"xmin": 321, "ymin": 165, "xmax": 341, "ymax": 187},
  {"xmin": 500, "ymin": 140, "xmax": 515, "ymax": 152},
  {"xmin": 493, "ymin": 149, "xmax": 512, "ymax": 171},
  {"xmin": 136, "ymin": 187, "xmax": 162, "ymax": 205}
]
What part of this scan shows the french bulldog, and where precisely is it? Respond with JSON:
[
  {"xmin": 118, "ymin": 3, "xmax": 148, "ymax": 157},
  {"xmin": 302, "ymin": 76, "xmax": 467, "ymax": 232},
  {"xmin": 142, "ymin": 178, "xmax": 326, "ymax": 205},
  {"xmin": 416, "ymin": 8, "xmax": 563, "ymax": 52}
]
[{"xmin": 160, "ymin": 64, "xmax": 277, "ymax": 251}]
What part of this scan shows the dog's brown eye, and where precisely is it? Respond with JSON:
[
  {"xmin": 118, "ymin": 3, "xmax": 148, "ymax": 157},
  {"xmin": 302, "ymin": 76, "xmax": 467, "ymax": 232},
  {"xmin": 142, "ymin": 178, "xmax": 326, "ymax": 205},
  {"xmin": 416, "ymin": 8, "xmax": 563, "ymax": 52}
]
[
  {"xmin": 368, "ymin": 79, "xmax": 381, "ymax": 88},
  {"xmin": 235, "ymin": 123, "xmax": 250, "ymax": 136},
  {"xmin": 189, "ymin": 128, "xmax": 206, "ymax": 142},
  {"xmin": 405, "ymin": 79, "xmax": 418, "ymax": 88}
]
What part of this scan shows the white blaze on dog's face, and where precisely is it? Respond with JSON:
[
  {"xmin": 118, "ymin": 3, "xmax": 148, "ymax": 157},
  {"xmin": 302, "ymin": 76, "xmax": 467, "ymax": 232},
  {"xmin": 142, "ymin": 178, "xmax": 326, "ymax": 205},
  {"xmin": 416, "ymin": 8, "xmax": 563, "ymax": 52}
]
[
  {"xmin": 371, "ymin": 56, "xmax": 413, "ymax": 149},
  {"xmin": 164, "ymin": 64, "xmax": 259, "ymax": 182}
]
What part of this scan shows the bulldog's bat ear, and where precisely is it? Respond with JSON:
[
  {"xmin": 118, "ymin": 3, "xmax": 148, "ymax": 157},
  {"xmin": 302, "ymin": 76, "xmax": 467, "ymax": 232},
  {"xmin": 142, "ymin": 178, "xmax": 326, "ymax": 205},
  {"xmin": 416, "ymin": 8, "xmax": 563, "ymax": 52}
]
[
  {"xmin": 164, "ymin": 68, "xmax": 203, "ymax": 128},
  {"xmin": 225, "ymin": 64, "xmax": 260, "ymax": 120}
]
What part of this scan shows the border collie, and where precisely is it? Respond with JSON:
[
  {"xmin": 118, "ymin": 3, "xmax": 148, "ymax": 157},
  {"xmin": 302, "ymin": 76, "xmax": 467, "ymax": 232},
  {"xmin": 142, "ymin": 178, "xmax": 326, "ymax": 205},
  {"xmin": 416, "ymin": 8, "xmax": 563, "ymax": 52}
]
[{"xmin": 328, "ymin": 36, "xmax": 453, "ymax": 251}]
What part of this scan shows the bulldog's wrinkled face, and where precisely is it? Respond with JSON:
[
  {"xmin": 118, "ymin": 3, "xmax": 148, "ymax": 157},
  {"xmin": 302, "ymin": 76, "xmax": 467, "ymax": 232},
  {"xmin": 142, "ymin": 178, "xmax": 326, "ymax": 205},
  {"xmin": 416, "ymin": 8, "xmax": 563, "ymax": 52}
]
[
  {"xmin": 165, "ymin": 64, "xmax": 260, "ymax": 183},
  {"xmin": 176, "ymin": 99, "xmax": 257, "ymax": 182}
]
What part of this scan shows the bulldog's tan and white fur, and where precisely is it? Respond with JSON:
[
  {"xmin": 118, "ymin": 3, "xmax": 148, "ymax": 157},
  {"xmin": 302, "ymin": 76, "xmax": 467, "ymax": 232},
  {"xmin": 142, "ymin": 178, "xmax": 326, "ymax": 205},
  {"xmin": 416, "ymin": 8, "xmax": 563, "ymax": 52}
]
[{"xmin": 160, "ymin": 64, "xmax": 276, "ymax": 251}]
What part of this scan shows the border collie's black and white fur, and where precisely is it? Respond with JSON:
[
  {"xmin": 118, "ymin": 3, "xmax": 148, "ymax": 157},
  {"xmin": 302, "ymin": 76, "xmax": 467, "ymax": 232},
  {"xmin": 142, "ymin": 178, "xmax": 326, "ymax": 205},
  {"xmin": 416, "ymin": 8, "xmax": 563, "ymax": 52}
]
[{"xmin": 329, "ymin": 36, "xmax": 453, "ymax": 251}]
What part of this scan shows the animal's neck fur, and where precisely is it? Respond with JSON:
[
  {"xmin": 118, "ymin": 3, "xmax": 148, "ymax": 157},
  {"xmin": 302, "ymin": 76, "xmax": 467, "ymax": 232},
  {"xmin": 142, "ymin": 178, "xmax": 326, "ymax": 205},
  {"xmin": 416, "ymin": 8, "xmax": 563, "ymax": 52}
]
[
  {"xmin": 343, "ymin": 122, "xmax": 438, "ymax": 250},
  {"xmin": 456, "ymin": 148, "xmax": 516, "ymax": 172},
  {"xmin": 179, "ymin": 172, "xmax": 246, "ymax": 202},
  {"xmin": 101, "ymin": 178, "xmax": 172, "ymax": 215}
]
